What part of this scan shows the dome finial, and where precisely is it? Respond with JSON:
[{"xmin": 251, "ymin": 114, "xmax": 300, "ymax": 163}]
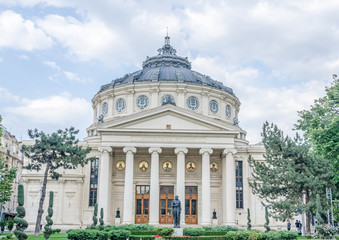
[{"xmin": 165, "ymin": 26, "xmax": 170, "ymax": 45}]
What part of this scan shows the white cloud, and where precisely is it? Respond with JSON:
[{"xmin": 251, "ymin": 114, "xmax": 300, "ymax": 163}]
[
  {"xmin": 3, "ymin": 91, "xmax": 92, "ymax": 139},
  {"xmin": 19, "ymin": 54, "xmax": 29, "ymax": 60},
  {"xmin": 0, "ymin": 57, "xmax": 3, "ymax": 63},
  {"xmin": 0, "ymin": 10, "xmax": 53, "ymax": 51},
  {"xmin": 44, "ymin": 60, "xmax": 89, "ymax": 83}
]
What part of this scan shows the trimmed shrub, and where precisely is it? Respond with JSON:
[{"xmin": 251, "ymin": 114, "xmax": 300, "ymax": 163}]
[
  {"xmin": 99, "ymin": 208, "xmax": 104, "ymax": 230},
  {"xmin": 104, "ymin": 223, "xmax": 154, "ymax": 232},
  {"xmin": 278, "ymin": 230, "xmax": 298, "ymax": 240},
  {"xmin": 155, "ymin": 227, "xmax": 174, "ymax": 236},
  {"xmin": 108, "ymin": 229, "xmax": 130, "ymax": 240},
  {"xmin": 44, "ymin": 191, "xmax": 54, "ymax": 239},
  {"xmin": 52, "ymin": 228, "xmax": 61, "ymax": 233},
  {"xmin": 263, "ymin": 231, "xmax": 280, "ymax": 240},
  {"xmin": 247, "ymin": 231, "xmax": 264, "ymax": 240},
  {"xmin": 183, "ymin": 227, "xmax": 204, "ymax": 236},
  {"xmin": 247, "ymin": 208, "xmax": 251, "ymax": 230},
  {"xmin": 131, "ymin": 231, "xmax": 157, "ymax": 235},
  {"xmin": 264, "ymin": 207, "xmax": 270, "ymax": 232},
  {"xmin": 164, "ymin": 237, "xmax": 225, "ymax": 240},
  {"xmin": 7, "ymin": 220, "xmax": 14, "ymax": 232},
  {"xmin": 204, "ymin": 226, "xmax": 241, "ymax": 232},
  {"xmin": 224, "ymin": 231, "xmax": 248, "ymax": 240},
  {"xmin": 0, "ymin": 221, "xmax": 7, "ymax": 233},
  {"xmin": 91, "ymin": 203, "xmax": 98, "ymax": 229},
  {"xmin": 14, "ymin": 184, "xmax": 28, "ymax": 240},
  {"xmin": 203, "ymin": 231, "xmax": 228, "ymax": 236},
  {"xmin": 67, "ymin": 229, "xmax": 98, "ymax": 240},
  {"xmin": 129, "ymin": 236, "xmax": 155, "ymax": 240}
]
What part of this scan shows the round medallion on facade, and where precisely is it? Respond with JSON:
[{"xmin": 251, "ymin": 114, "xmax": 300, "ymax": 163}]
[
  {"xmin": 138, "ymin": 161, "xmax": 149, "ymax": 171},
  {"xmin": 161, "ymin": 94, "xmax": 176, "ymax": 106},
  {"xmin": 136, "ymin": 95, "xmax": 149, "ymax": 110},
  {"xmin": 116, "ymin": 98, "xmax": 126, "ymax": 112},
  {"xmin": 186, "ymin": 162, "xmax": 196, "ymax": 172},
  {"xmin": 102, "ymin": 102, "xmax": 108, "ymax": 115},
  {"xmin": 209, "ymin": 100, "xmax": 218, "ymax": 114},
  {"xmin": 210, "ymin": 162, "xmax": 218, "ymax": 172},
  {"xmin": 162, "ymin": 161, "xmax": 173, "ymax": 172},
  {"xmin": 186, "ymin": 96, "xmax": 199, "ymax": 111},
  {"xmin": 116, "ymin": 161, "xmax": 125, "ymax": 171},
  {"xmin": 226, "ymin": 104, "xmax": 231, "ymax": 118}
]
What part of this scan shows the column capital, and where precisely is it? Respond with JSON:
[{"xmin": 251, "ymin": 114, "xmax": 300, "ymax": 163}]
[
  {"xmin": 223, "ymin": 148, "xmax": 237, "ymax": 156},
  {"xmin": 148, "ymin": 147, "xmax": 162, "ymax": 154},
  {"xmin": 123, "ymin": 147, "xmax": 137, "ymax": 154},
  {"xmin": 98, "ymin": 146, "xmax": 112, "ymax": 153},
  {"xmin": 199, "ymin": 148, "xmax": 213, "ymax": 155},
  {"xmin": 174, "ymin": 147, "xmax": 188, "ymax": 155}
]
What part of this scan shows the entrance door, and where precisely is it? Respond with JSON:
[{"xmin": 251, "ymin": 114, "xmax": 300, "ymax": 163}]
[
  {"xmin": 135, "ymin": 185, "xmax": 150, "ymax": 224},
  {"xmin": 185, "ymin": 186, "xmax": 198, "ymax": 224},
  {"xmin": 159, "ymin": 186, "xmax": 174, "ymax": 224}
]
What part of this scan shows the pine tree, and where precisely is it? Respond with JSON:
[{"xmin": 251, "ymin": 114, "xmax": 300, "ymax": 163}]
[
  {"xmin": 99, "ymin": 208, "xmax": 104, "ymax": 230},
  {"xmin": 22, "ymin": 127, "xmax": 95, "ymax": 236},
  {"xmin": 92, "ymin": 203, "xmax": 98, "ymax": 229},
  {"xmin": 14, "ymin": 184, "xmax": 28, "ymax": 240},
  {"xmin": 247, "ymin": 208, "xmax": 251, "ymax": 230},
  {"xmin": 264, "ymin": 206, "xmax": 270, "ymax": 232},
  {"xmin": 248, "ymin": 122, "xmax": 334, "ymax": 235},
  {"xmin": 44, "ymin": 192, "xmax": 54, "ymax": 239}
]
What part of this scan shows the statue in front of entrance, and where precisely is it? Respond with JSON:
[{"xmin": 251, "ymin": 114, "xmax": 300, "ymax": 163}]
[{"xmin": 172, "ymin": 195, "xmax": 181, "ymax": 228}]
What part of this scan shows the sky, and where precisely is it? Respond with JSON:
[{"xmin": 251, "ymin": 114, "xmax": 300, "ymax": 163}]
[{"xmin": 0, "ymin": 0, "xmax": 338, "ymax": 144}]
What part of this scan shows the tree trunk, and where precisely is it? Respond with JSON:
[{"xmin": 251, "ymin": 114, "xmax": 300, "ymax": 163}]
[
  {"xmin": 305, "ymin": 191, "xmax": 311, "ymax": 235},
  {"xmin": 34, "ymin": 164, "xmax": 49, "ymax": 236}
]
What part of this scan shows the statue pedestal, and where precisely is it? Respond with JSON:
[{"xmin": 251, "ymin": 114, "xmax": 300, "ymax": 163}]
[
  {"xmin": 212, "ymin": 219, "xmax": 218, "ymax": 226},
  {"xmin": 115, "ymin": 217, "xmax": 120, "ymax": 225},
  {"xmin": 172, "ymin": 228, "xmax": 183, "ymax": 237}
]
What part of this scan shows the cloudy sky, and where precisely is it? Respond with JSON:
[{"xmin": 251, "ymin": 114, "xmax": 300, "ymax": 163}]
[{"xmin": 0, "ymin": 0, "xmax": 338, "ymax": 144}]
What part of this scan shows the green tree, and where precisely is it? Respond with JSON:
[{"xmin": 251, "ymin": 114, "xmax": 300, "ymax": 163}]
[
  {"xmin": 14, "ymin": 184, "xmax": 28, "ymax": 240},
  {"xmin": 248, "ymin": 122, "xmax": 334, "ymax": 235},
  {"xmin": 0, "ymin": 116, "xmax": 17, "ymax": 213},
  {"xmin": 22, "ymin": 127, "xmax": 95, "ymax": 236},
  {"xmin": 295, "ymin": 75, "xmax": 339, "ymax": 185},
  {"xmin": 44, "ymin": 191, "xmax": 53, "ymax": 240}
]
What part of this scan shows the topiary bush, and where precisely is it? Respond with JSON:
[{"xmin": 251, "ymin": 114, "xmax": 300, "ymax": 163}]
[
  {"xmin": 43, "ymin": 191, "xmax": 54, "ymax": 240},
  {"xmin": 247, "ymin": 208, "xmax": 251, "ymax": 230},
  {"xmin": 91, "ymin": 203, "xmax": 98, "ymax": 229},
  {"xmin": 108, "ymin": 229, "xmax": 130, "ymax": 240},
  {"xmin": 99, "ymin": 207, "xmax": 104, "ymax": 230},
  {"xmin": 0, "ymin": 220, "xmax": 7, "ymax": 233},
  {"xmin": 7, "ymin": 220, "xmax": 14, "ymax": 232},
  {"xmin": 183, "ymin": 227, "xmax": 204, "ymax": 236},
  {"xmin": 52, "ymin": 228, "xmax": 61, "ymax": 233},
  {"xmin": 14, "ymin": 184, "xmax": 28, "ymax": 240},
  {"xmin": 155, "ymin": 227, "xmax": 174, "ymax": 236}
]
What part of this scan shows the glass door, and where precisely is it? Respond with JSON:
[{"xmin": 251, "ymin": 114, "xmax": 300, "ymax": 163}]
[
  {"xmin": 185, "ymin": 186, "xmax": 198, "ymax": 224},
  {"xmin": 135, "ymin": 185, "xmax": 150, "ymax": 224},
  {"xmin": 159, "ymin": 186, "xmax": 174, "ymax": 224}
]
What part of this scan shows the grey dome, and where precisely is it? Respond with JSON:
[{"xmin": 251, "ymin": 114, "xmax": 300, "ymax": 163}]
[{"xmin": 99, "ymin": 36, "xmax": 235, "ymax": 96}]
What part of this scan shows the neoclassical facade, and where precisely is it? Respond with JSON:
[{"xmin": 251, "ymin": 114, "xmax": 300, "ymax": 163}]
[{"xmin": 21, "ymin": 37, "xmax": 282, "ymax": 229}]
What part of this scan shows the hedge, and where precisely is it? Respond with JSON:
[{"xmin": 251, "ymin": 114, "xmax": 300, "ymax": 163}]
[
  {"xmin": 67, "ymin": 229, "xmax": 130, "ymax": 240},
  {"xmin": 129, "ymin": 236, "xmax": 156, "ymax": 240},
  {"xmin": 155, "ymin": 227, "xmax": 174, "ymax": 236},
  {"xmin": 203, "ymin": 231, "xmax": 229, "ymax": 236},
  {"xmin": 163, "ymin": 237, "xmax": 225, "ymax": 240},
  {"xmin": 130, "ymin": 231, "xmax": 157, "ymax": 235},
  {"xmin": 183, "ymin": 227, "xmax": 204, "ymax": 236}
]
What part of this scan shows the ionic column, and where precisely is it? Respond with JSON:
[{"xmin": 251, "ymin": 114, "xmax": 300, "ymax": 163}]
[
  {"xmin": 174, "ymin": 147, "xmax": 188, "ymax": 225},
  {"xmin": 122, "ymin": 147, "xmax": 137, "ymax": 224},
  {"xmin": 222, "ymin": 148, "xmax": 237, "ymax": 225},
  {"xmin": 199, "ymin": 148, "xmax": 213, "ymax": 226},
  {"xmin": 98, "ymin": 146, "xmax": 112, "ymax": 224},
  {"xmin": 148, "ymin": 147, "xmax": 162, "ymax": 225}
]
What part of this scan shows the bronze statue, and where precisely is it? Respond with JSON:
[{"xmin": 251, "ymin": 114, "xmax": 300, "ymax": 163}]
[{"xmin": 172, "ymin": 195, "xmax": 181, "ymax": 228}]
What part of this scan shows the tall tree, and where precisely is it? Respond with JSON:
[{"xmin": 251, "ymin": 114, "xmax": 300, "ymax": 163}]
[
  {"xmin": 0, "ymin": 116, "xmax": 17, "ymax": 215},
  {"xmin": 22, "ymin": 127, "xmax": 95, "ymax": 236},
  {"xmin": 295, "ymin": 75, "xmax": 339, "ymax": 186},
  {"xmin": 248, "ymin": 122, "xmax": 334, "ymax": 235}
]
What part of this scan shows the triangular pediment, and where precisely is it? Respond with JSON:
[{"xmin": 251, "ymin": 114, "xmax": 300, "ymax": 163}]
[{"xmin": 98, "ymin": 104, "xmax": 238, "ymax": 132}]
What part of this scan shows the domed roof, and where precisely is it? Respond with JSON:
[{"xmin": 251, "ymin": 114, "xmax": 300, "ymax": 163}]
[{"xmin": 99, "ymin": 36, "xmax": 235, "ymax": 96}]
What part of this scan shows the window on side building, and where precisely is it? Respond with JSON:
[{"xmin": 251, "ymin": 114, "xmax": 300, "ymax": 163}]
[{"xmin": 235, "ymin": 161, "xmax": 243, "ymax": 209}]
